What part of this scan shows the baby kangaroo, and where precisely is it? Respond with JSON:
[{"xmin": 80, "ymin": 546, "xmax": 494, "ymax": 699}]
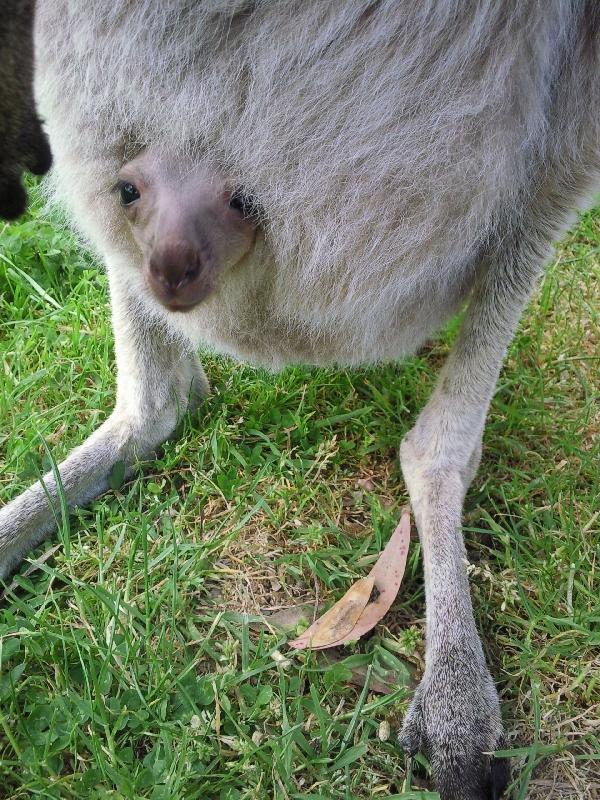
[{"xmin": 115, "ymin": 151, "xmax": 259, "ymax": 312}]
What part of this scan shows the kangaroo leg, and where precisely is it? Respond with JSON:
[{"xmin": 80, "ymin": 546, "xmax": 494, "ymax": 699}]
[
  {"xmin": 0, "ymin": 273, "xmax": 208, "ymax": 579},
  {"xmin": 396, "ymin": 175, "xmax": 595, "ymax": 798}
]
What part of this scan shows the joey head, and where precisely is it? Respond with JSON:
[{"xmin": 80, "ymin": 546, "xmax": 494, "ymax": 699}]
[{"xmin": 116, "ymin": 151, "xmax": 259, "ymax": 312}]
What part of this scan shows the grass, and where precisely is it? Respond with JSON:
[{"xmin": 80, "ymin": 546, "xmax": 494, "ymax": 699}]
[{"xmin": 0, "ymin": 182, "xmax": 598, "ymax": 800}]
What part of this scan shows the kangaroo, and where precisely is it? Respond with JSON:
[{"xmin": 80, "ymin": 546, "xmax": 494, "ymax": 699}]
[{"xmin": 1, "ymin": 3, "xmax": 598, "ymax": 798}]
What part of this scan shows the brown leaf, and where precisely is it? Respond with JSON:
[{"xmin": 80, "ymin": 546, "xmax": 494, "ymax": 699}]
[
  {"xmin": 289, "ymin": 507, "xmax": 411, "ymax": 651},
  {"xmin": 288, "ymin": 575, "xmax": 375, "ymax": 649}
]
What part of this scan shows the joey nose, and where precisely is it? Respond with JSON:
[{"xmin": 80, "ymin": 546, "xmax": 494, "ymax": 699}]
[{"xmin": 147, "ymin": 240, "xmax": 214, "ymax": 311}]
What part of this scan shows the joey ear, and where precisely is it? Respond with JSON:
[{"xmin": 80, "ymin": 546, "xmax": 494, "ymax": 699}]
[{"xmin": 229, "ymin": 188, "xmax": 261, "ymax": 219}]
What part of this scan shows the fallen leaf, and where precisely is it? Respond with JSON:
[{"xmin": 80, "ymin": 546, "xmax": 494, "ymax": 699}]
[
  {"xmin": 288, "ymin": 575, "xmax": 375, "ymax": 649},
  {"xmin": 289, "ymin": 507, "xmax": 411, "ymax": 650}
]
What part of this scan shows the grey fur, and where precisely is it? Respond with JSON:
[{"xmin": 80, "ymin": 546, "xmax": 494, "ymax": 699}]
[{"xmin": 1, "ymin": 2, "xmax": 599, "ymax": 798}]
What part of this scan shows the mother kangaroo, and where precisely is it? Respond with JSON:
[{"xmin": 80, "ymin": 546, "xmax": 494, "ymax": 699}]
[{"xmin": 1, "ymin": 2, "xmax": 599, "ymax": 798}]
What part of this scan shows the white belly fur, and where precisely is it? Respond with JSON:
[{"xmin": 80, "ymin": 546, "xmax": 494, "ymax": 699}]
[{"xmin": 35, "ymin": 0, "xmax": 532, "ymax": 368}]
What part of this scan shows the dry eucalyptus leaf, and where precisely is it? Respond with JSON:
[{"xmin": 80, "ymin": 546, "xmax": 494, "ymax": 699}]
[
  {"xmin": 288, "ymin": 575, "xmax": 375, "ymax": 649},
  {"xmin": 289, "ymin": 507, "xmax": 411, "ymax": 651}
]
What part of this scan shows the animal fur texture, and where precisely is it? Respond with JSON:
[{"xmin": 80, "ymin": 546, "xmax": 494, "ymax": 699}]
[
  {"xmin": 35, "ymin": 1, "xmax": 598, "ymax": 368},
  {"xmin": 1, "ymin": 2, "xmax": 598, "ymax": 798}
]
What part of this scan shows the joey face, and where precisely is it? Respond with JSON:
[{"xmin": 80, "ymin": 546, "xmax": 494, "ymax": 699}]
[{"xmin": 115, "ymin": 150, "xmax": 258, "ymax": 312}]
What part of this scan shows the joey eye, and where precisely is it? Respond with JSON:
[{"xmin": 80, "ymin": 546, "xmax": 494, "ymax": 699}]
[
  {"xmin": 229, "ymin": 188, "xmax": 257, "ymax": 218},
  {"xmin": 120, "ymin": 182, "xmax": 140, "ymax": 206}
]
